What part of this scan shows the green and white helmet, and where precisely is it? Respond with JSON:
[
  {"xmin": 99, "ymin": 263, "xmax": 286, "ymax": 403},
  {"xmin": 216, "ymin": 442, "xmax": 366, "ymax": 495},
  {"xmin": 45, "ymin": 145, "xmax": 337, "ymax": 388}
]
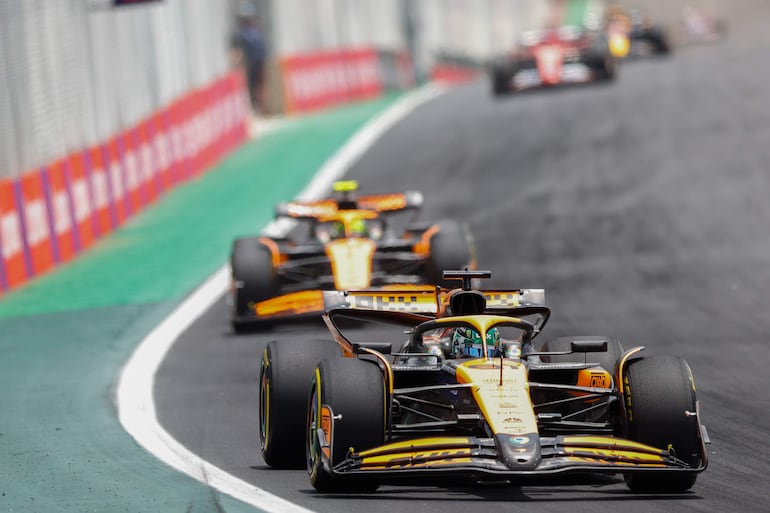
[{"xmin": 452, "ymin": 327, "xmax": 500, "ymax": 358}]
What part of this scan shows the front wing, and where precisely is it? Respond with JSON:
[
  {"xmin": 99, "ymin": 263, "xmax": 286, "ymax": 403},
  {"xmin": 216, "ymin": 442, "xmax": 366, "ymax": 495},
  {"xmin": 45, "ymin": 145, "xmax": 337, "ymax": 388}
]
[{"xmin": 316, "ymin": 433, "xmax": 707, "ymax": 481}]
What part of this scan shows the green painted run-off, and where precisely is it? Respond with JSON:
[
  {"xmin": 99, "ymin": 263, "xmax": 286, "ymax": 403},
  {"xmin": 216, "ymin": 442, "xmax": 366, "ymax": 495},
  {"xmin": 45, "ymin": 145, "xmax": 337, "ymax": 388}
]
[{"xmin": 0, "ymin": 92, "xmax": 403, "ymax": 513}]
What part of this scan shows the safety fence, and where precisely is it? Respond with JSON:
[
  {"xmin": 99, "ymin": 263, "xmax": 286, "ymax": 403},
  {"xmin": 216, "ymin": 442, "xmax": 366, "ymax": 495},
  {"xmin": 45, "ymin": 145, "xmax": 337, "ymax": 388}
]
[
  {"xmin": 0, "ymin": 0, "xmax": 580, "ymax": 296},
  {"xmin": 0, "ymin": 72, "xmax": 250, "ymax": 295}
]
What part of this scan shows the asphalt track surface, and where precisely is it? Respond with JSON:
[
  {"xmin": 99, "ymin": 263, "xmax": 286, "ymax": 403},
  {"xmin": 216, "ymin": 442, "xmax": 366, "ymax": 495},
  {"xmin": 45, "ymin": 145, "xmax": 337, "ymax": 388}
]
[{"xmin": 156, "ymin": 6, "xmax": 770, "ymax": 513}]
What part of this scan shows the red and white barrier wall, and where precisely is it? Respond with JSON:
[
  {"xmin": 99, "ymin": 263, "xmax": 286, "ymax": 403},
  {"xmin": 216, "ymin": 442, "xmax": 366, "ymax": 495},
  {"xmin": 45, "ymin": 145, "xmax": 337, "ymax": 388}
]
[
  {"xmin": 281, "ymin": 47, "xmax": 414, "ymax": 114},
  {"xmin": 0, "ymin": 72, "xmax": 250, "ymax": 296}
]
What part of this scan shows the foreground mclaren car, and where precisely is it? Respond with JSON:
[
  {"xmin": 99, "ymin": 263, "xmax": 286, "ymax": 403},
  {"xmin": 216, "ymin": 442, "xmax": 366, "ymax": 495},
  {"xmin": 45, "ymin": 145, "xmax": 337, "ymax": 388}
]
[
  {"xmin": 229, "ymin": 182, "xmax": 474, "ymax": 330},
  {"xmin": 259, "ymin": 270, "xmax": 709, "ymax": 493},
  {"xmin": 490, "ymin": 25, "xmax": 616, "ymax": 97}
]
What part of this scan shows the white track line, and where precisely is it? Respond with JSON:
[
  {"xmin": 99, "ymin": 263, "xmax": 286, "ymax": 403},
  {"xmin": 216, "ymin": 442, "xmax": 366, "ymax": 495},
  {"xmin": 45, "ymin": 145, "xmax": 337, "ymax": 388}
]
[{"xmin": 116, "ymin": 83, "xmax": 446, "ymax": 513}]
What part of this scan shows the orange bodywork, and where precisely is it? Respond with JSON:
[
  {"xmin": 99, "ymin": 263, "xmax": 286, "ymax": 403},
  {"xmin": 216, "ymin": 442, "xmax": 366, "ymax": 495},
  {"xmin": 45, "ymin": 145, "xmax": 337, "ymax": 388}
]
[{"xmin": 255, "ymin": 290, "xmax": 325, "ymax": 318}]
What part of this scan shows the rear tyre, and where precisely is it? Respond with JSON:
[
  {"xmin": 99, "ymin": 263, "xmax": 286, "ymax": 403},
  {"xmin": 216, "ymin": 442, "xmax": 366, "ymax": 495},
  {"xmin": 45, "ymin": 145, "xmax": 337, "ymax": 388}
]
[
  {"xmin": 426, "ymin": 220, "xmax": 474, "ymax": 287},
  {"xmin": 490, "ymin": 67, "xmax": 510, "ymax": 97},
  {"xmin": 586, "ymin": 37, "xmax": 617, "ymax": 81},
  {"xmin": 647, "ymin": 28, "xmax": 671, "ymax": 55},
  {"xmin": 259, "ymin": 339, "xmax": 341, "ymax": 468},
  {"xmin": 231, "ymin": 237, "xmax": 278, "ymax": 332},
  {"xmin": 622, "ymin": 356, "xmax": 701, "ymax": 492},
  {"xmin": 592, "ymin": 51, "xmax": 617, "ymax": 81},
  {"xmin": 307, "ymin": 357, "xmax": 385, "ymax": 493}
]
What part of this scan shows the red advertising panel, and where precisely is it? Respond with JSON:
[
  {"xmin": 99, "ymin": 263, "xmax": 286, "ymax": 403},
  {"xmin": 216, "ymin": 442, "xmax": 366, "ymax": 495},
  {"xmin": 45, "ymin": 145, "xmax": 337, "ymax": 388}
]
[
  {"xmin": 208, "ymin": 79, "xmax": 229, "ymax": 157},
  {"xmin": 104, "ymin": 136, "xmax": 129, "ymax": 224},
  {"xmin": 281, "ymin": 47, "xmax": 383, "ymax": 114},
  {"xmin": 224, "ymin": 72, "xmax": 250, "ymax": 149},
  {"xmin": 67, "ymin": 152, "xmax": 96, "ymax": 250},
  {"xmin": 346, "ymin": 48, "xmax": 383, "ymax": 101},
  {"xmin": 188, "ymin": 90, "xmax": 207, "ymax": 177},
  {"xmin": 118, "ymin": 128, "xmax": 143, "ymax": 215},
  {"xmin": 0, "ymin": 178, "xmax": 30, "ymax": 290},
  {"xmin": 0, "ymin": 71, "xmax": 253, "ymax": 294},
  {"xmin": 136, "ymin": 119, "xmax": 162, "ymax": 203},
  {"xmin": 167, "ymin": 96, "xmax": 190, "ymax": 183},
  {"xmin": 19, "ymin": 170, "xmax": 55, "ymax": 275},
  {"xmin": 169, "ymin": 91, "xmax": 199, "ymax": 179},
  {"xmin": 88, "ymin": 145, "xmax": 116, "ymax": 236},
  {"xmin": 196, "ymin": 83, "xmax": 218, "ymax": 172},
  {"xmin": 44, "ymin": 159, "xmax": 78, "ymax": 262},
  {"xmin": 152, "ymin": 111, "xmax": 178, "ymax": 191}
]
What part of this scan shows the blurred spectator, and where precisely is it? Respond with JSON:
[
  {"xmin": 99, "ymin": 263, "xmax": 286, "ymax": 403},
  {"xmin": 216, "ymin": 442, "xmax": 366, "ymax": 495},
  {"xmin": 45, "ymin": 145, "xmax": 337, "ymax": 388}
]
[{"xmin": 231, "ymin": 2, "xmax": 267, "ymax": 114}]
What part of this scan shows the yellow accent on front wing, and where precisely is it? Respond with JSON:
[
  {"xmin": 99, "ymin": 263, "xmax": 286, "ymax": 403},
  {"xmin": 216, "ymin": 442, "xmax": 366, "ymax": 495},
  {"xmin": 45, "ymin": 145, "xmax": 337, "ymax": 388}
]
[
  {"xmin": 562, "ymin": 435, "xmax": 663, "ymax": 452},
  {"xmin": 356, "ymin": 437, "xmax": 476, "ymax": 470},
  {"xmin": 559, "ymin": 435, "xmax": 670, "ymax": 466},
  {"xmin": 361, "ymin": 450, "xmax": 474, "ymax": 470},
  {"xmin": 563, "ymin": 448, "xmax": 668, "ymax": 465},
  {"xmin": 357, "ymin": 437, "xmax": 475, "ymax": 457}
]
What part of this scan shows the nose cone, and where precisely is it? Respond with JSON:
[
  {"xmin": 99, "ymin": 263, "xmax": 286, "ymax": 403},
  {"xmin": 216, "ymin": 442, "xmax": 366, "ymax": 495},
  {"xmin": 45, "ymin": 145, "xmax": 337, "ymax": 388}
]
[
  {"xmin": 495, "ymin": 433, "xmax": 542, "ymax": 470},
  {"xmin": 325, "ymin": 238, "xmax": 376, "ymax": 289}
]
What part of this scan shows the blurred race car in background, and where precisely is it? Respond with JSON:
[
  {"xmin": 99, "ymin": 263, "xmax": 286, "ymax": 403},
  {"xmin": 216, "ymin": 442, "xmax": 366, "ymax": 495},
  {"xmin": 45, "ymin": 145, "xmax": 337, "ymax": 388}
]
[
  {"xmin": 258, "ymin": 270, "xmax": 709, "ymax": 493},
  {"xmin": 490, "ymin": 25, "xmax": 616, "ymax": 97},
  {"xmin": 229, "ymin": 181, "xmax": 476, "ymax": 331},
  {"xmin": 605, "ymin": 5, "xmax": 672, "ymax": 58},
  {"xmin": 675, "ymin": 4, "xmax": 727, "ymax": 45}
]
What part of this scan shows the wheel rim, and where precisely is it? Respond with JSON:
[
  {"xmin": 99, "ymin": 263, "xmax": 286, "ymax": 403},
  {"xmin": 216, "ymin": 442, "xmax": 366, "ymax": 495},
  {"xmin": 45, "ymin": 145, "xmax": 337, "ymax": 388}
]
[
  {"xmin": 259, "ymin": 358, "xmax": 269, "ymax": 452},
  {"xmin": 306, "ymin": 380, "xmax": 320, "ymax": 474}
]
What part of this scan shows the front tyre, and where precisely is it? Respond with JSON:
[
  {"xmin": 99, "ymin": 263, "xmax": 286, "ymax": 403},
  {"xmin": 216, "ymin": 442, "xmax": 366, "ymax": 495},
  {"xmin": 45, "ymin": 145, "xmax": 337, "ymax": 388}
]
[
  {"xmin": 622, "ymin": 356, "xmax": 702, "ymax": 492},
  {"xmin": 307, "ymin": 357, "xmax": 385, "ymax": 493},
  {"xmin": 259, "ymin": 339, "xmax": 341, "ymax": 468}
]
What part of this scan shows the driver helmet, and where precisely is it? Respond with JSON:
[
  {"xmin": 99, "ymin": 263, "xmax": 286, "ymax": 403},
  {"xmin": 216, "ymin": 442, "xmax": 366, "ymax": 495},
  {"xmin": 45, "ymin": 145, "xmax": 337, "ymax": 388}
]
[
  {"xmin": 452, "ymin": 327, "xmax": 501, "ymax": 358},
  {"xmin": 349, "ymin": 218, "xmax": 368, "ymax": 237}
]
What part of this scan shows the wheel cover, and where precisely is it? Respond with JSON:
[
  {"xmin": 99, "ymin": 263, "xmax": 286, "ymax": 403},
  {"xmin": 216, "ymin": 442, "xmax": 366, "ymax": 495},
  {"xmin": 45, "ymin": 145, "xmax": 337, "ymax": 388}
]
[
  {"xmin": 307, "ymin": 380, "xmax": 321, "ymax": 474},
  {"xmin": 259, "ymin": 358, "xmax": 269, "ymax": 452}
]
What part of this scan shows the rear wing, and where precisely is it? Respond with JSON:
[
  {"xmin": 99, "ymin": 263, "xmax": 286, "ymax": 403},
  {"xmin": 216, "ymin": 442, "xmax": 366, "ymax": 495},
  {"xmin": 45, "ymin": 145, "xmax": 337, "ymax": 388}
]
[
  {"xmin": 275, "ymin": 191, "xmax": 423, "ymax": 220},
  {"xmin": 322, "ymin": 287, "xmax": 546, "ymax": 315},
  {"xmin": 323, "ymin": 287, "xmax": 439, "ymax": 314}
]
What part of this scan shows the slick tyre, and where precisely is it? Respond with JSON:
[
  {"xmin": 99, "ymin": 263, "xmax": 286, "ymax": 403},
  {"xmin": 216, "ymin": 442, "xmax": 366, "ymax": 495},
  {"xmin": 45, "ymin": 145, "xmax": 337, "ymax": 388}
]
[
  {"xmin": 259, "ymin": 339, "xmax": 341, "ymax": 468},
  {"xmin": 426, "ymin": 220, "xmax": 474, "ymax": 287},
  {"xmin": 622, "ymin": 356, "xmax": 701, "ymax": 492},
  {"xmin": 231, "ymin": 237, "xmax": 278, "ymax": 332},
  {"xmin": 490, "ymin": 67, "xmax": 510, "ymax": 97},
  {"xmin": 308, "ymin": 357, "xmax": 385, "ymax": 493},
  {"xmin": 647, "ymin": 28, "xmax": 671, "ymax": 55},
  {"xmin": 540, "ymin": 336, "xmax": 624, "ymax": 373},
  {"xmin": 591, "ymin": 50, "xmax": 617, "ymax": 81}
]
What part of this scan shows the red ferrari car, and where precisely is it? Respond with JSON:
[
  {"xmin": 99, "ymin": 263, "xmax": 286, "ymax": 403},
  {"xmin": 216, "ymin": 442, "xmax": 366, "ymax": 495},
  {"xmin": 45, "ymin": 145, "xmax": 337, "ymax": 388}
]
[{"xmin": 490, "ymin": 25, "xmax": 616, "ymax": 96}]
